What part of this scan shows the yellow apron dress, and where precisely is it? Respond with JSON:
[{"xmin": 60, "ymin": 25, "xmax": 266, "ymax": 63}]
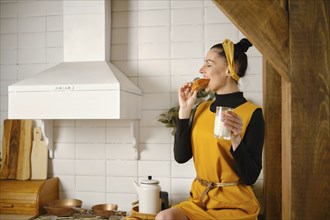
[{"xmin": 175, "ymin": 101, "xmax": 260, "ymax": 220}]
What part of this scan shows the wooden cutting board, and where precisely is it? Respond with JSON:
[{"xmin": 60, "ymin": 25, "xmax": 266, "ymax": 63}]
[
  {"xmin": 1, "ymin": 119, "xmax": 33, "ymax": 180},
  {"xmin": 31, "ymin": 127, "xmax": 48, "ymax": 179}
]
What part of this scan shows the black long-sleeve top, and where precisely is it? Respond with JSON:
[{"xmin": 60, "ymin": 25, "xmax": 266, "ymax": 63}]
[{"xmin": 174, "ymin": 92, "xmax": 265, "ymax": 185}]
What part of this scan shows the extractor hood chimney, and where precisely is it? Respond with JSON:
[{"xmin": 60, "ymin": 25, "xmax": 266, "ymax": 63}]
[{"xmin": 8, "ymin": 0, "xmax": 142, "ymax": 120}]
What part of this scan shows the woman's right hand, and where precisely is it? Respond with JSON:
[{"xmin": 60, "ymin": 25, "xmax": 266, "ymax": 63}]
[{"xmin": 178, "ymin": 82, "xmax": 197, "ymax": 119}]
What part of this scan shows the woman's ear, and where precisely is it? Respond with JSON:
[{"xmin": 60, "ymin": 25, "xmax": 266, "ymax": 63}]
[
  {"xmin": 225, "ymin": 68, "xmax": 230, "ymax": 76},
  {"xmin": 226, "ymin": 64, "xmax": 239, "ymax": 77}
]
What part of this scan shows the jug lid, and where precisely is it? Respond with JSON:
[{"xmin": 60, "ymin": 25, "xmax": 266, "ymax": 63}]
[{"xmin": 140, "ymin": 176, "xmax": 159, "ymax": 184}]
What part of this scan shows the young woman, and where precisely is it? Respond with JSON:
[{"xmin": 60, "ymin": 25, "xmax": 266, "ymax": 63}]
[{"xmin": 156, "ymin": 38, "xmax": 265, "ymax": 220}]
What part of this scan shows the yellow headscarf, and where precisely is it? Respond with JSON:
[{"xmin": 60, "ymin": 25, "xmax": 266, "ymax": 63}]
[{"xmin": 222, "ymin": 39, "xmax": 240, "ymax": 81}]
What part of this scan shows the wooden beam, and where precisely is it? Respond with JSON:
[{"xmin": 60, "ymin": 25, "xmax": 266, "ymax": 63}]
[
  {"xmin": 263, "ymin": 60, "xmax": 282, "ymax": 220},
  {"xmin": 212, "ymin": 0, "xmax": 290, "ymax": 81},
  {"xmin": 281, "ymin": 78, "xmax": 291, "ymax": 220},
  {"xmin": 279, "ymin": 0, "xmax": 288, "ymax": 9},
  {"xmin": 287, "ymin": 0, "xmax": 330, "ymax": 219}
]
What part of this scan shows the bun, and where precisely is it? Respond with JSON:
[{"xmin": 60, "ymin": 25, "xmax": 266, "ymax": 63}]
[
  {"xmin": 237, "ymin": 38, "xmax": 252, "ymax": 52},
  {"xmin": 191, "ymin": 78, "xmax": 210, "ymax": 92}
]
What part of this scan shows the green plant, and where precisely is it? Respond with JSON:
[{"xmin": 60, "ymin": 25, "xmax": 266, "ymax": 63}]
[
  {"xmin": 158, "ymin": 78, "xmax": 215, "ymax": 135},
  {"xmin": 159, "ymin": 106, "xmax": 180, "ymax": 135}
]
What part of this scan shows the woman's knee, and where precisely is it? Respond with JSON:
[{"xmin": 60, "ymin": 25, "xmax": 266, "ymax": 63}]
[
  {"xmin": 155, "ymin": 209, "xmax": 171, "ymax": 220},
  {"xmin": 155, "ymin": 210, "xmax": 163, "ymax": 220},
  {"xmin": 155, "ymin": 207, "xmax": 188, "ymax": 220}
]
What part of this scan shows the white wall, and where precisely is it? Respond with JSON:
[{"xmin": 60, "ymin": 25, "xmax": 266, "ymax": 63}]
[{"xmin": 0, "ymin": 0, "xmax": 263, "ymax": 214}]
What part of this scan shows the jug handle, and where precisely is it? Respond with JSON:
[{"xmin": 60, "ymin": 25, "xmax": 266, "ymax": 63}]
[{"xmin": 160, "ymin": 191, "xmax": 169, "ymax": 210}]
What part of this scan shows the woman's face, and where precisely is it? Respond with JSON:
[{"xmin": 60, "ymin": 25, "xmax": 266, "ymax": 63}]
[{"xmin": 199, "ymin": 48, "xmax": 229, "ymax": 93}]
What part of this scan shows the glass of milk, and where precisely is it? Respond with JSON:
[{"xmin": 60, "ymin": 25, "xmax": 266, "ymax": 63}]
[{"xmin": 214, "ymin": 106, "xmax": 232, "ymax": 140}]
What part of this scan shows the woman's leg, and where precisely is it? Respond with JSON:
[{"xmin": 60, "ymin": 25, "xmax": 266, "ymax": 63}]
[{"xmin": 156, "ymin": 207, "xmax": 189, "ymax": 220}]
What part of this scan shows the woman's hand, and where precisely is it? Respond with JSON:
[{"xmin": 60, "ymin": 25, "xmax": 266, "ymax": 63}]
[
  {"xmin": 178, "ymin": 82, "xmax": 197, "ymax": 119},
  {"xmin": 222, "ymin": 111, "xmax": 243, "ymax": 150}
]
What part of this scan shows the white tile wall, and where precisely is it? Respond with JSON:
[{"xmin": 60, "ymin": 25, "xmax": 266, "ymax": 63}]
[
  {"xmin": 1, "ymin": 18, "xmax": 17, "ymax": 33},
  {"xmin": 139, "ymin": 10, "xmax": 170, "ymax": 27},
  {"xmin": 0, "ymin": 0, "xmax": 264, "ymax": 214},
  {"xmin": 17, "ymin": 63, "xmax": 46, "ymax": 79},
  {"xmin": 171, "ymin": 8, "xmax": 203, "ymax": 25},
  {"xmin": 1, "ymin": 33, "xmax": 17, "ymax": 49}
]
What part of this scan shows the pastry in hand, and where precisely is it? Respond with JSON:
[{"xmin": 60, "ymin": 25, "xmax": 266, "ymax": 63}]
[{"xmin": 191, "ymin": 78, "xmax": 210, "ymax": 92}]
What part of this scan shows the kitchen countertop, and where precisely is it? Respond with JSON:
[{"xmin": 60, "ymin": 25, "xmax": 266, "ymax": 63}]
[
  {"xmin": 34, "ymin": 215, "xmax": 124, "ymax": 220},
  {"xmin": 0, "ymin": 214, "xmax": 125, "ymax": 220},
  {"xmin": 0, "ymin": 209, "xmax": 126, "ymax": 219}
]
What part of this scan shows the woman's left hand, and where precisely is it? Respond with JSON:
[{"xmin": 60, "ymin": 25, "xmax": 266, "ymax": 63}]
[{"xmin": 222, "ymin": 111, "xmax": 243, "ymax": 150}]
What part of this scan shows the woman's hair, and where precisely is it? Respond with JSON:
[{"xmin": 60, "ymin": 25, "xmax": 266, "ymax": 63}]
[{"xmin": 210, "ymin": 38, "xmax": 252, "ymax": 78}]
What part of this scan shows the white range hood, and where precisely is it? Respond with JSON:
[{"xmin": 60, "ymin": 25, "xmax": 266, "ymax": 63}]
[
  {"xmin": 8, "ymin": 0, "xmax": 142, "ymax": 120},
  {"xmin": 8, "ymin": 61, "xmax": 142, "ymax": 119}
]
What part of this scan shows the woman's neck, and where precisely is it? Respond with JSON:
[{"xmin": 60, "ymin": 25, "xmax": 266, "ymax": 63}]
[
  {"xmin": 216, "ymin": 80, "xmax": 239, "ymax": 94},
  {"xmin": 210, "ymin": 92, "xmax": 247, "ymax": 112}
]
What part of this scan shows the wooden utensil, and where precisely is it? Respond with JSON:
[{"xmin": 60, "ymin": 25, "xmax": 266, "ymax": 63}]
[
  {"xmin": 31, "ymin": 127, "xmax": 48, "ymax": 179},
  {"xmin": 1, "ymin": 120, "xmax": 18, "ymax": 179},
  {"xmin": 1, "ymin": 119, "xmax": 33, "ymax": 180},
  {"xmin": 16, "ymin": 120, "xmax": 33, "ymax": 180}
]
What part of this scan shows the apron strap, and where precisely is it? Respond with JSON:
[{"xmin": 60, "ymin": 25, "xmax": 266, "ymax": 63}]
[{"xmin": 196, "ymin": 178, "xmax": 239, "ymax": 210}]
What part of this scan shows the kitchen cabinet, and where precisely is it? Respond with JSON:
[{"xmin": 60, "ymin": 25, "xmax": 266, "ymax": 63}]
[{"xmin": 0, "ymin": 177, "xmax": 59, "ymax": 215}]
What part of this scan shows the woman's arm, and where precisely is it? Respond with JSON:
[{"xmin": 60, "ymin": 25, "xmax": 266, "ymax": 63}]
[
  {"xmin": 174, "ymin": 119, "xmax": 193, "ymax": 163},
  {"xmin": 174, "ymin": 82, "xmax": 198, "ymax": 163},
  {"xmin": 230, "ymin": 108, "xmax": 265, "ymax": 185}
]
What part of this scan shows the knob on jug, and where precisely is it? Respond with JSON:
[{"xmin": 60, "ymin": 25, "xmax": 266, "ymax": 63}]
[{"xmin": 133, "ymin": 176, "xmax": 161, "ymax": 214}]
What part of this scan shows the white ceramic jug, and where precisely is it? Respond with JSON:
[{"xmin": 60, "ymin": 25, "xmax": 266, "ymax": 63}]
[{"xmin": 133, "ymin": 176, "xmax": 161, "ymax": 214}]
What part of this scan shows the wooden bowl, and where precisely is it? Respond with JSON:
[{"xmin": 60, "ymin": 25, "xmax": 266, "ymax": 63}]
[{"xmin": 92, "ymin": 204, "xmax": 118, "ymax": 217}]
